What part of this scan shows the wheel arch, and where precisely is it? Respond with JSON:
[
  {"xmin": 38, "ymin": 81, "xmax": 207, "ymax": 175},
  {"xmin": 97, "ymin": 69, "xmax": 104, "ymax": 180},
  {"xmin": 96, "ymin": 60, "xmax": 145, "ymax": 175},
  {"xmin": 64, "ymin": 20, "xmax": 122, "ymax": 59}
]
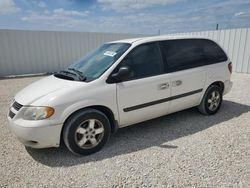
[
  {"xmin": 198, "ymin": 82, "xmax": 224, "ymax": 115},
  {"xmin": 199, "ymin": 80, "xmax": 225, "ymax": 105},
  {"xmin": 60, "ymin": 105, "xmax": 118, "ymax": 145},
  {"xmin": 210, "ymin": 81, "xmax": 224, "ymax": 93}
]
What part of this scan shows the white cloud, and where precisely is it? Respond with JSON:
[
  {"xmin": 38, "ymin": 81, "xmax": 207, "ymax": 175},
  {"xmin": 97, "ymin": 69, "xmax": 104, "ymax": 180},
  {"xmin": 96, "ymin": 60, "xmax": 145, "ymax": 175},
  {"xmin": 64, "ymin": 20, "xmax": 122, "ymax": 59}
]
[
  {"xmin": 53, "ymin": 8, "xmax": 89, "ymax": 17},
  {"xmin": 98, "ymin": 0, "xmax": 181, "ymax": 12},
  {"xmin": 0, "ymin": 0, "xmax": 20, "ymax": 15},
  {"xmin": 21, "ymin": 9, "xmax": 90, "ymax": 29},
  {"xmin": 21, "ymin": 9, "xmax": 204, "ymax": 34},
  {"xmin": 234, "ymin": 12, "xmax": 250, "ymax": 17},
  {"xmin": 235, "ymin": 12, "xmax": 244, "ymax": 17},
  {"xmin": 21, "ymin": 11, "xmax": 78, "ymax": 28},
  {"xmin": 20, "ymin": 0, "xmax": 250, "ymax": 34},
  {"xmin": 38, "ymin": 1, "xmax": 46, "ymax": 8}
]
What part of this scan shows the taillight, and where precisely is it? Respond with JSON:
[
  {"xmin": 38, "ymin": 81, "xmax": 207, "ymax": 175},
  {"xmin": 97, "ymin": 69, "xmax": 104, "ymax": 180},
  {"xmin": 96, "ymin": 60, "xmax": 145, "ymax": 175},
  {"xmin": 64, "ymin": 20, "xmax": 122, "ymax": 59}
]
[{"xmin": 228, "ymin": 62, "xmax": 232, "ymax": 74}]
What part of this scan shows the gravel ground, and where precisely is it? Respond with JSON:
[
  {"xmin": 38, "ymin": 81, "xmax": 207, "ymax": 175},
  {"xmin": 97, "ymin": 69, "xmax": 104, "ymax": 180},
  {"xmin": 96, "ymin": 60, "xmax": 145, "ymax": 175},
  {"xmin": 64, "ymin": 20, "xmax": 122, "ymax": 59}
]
[{"xmin": 0, "ymin": 73, "xmax": 250, "ymax": 187}]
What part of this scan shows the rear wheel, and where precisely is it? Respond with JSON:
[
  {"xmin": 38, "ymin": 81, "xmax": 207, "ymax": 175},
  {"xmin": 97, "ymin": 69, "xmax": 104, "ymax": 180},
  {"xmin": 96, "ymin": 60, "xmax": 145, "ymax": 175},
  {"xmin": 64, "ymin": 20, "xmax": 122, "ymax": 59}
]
[
  {"xmin": 63, "ymin": 109, "xmax": 111, "ymax": 155},
  {"xmin": 198, "ymin": 85, "xmax": 222, "ymax": 115}
]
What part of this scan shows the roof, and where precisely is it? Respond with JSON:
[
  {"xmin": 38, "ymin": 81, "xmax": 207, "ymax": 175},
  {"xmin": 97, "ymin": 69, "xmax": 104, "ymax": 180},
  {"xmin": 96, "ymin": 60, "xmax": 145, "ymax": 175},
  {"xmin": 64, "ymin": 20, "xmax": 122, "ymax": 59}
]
[
  {"xmin": 109, "ymin": 37, "xmax": 143, "ymax": 44},
  {"xmin": 110, "ymin": 35, "xmax": 211, "ymax": 45}
]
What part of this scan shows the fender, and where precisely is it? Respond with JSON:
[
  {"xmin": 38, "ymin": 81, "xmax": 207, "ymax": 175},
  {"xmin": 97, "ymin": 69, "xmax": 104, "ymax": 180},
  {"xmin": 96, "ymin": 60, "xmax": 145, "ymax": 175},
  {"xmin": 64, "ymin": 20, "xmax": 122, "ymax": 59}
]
[{"xmin": 60, "ymin": 99, "xmax": 119, "ymax": 125}]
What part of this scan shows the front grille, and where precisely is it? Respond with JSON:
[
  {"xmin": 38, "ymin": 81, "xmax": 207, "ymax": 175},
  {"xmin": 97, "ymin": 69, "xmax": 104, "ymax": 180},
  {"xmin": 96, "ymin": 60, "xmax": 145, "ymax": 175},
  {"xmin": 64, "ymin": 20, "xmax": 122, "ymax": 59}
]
[
  {"xmin": 12, "ymin": 101, "xmax": 23, "ymax": 111},
  {"xmin": 9, "ymin": 110, "xmax": 15, "ymax": 119},
  {"xmin": 9, "ymin": 100, "xmax": 23, "ymax": 119}
]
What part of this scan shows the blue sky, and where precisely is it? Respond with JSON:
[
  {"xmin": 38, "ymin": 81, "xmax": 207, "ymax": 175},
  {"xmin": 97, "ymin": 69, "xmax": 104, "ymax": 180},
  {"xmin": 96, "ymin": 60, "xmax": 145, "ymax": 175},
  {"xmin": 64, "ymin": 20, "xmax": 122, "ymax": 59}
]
[{"xmin": 0, "ymin": 0, "xmax": 250, "ymax": 34}]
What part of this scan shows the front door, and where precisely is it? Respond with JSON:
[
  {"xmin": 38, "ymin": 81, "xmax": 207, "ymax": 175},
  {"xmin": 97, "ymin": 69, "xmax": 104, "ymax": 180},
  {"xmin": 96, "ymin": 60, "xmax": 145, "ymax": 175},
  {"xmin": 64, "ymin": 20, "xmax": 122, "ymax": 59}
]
[{"xmin": 116, "ymin": 42, "xmax": 171, "ymax": 127}]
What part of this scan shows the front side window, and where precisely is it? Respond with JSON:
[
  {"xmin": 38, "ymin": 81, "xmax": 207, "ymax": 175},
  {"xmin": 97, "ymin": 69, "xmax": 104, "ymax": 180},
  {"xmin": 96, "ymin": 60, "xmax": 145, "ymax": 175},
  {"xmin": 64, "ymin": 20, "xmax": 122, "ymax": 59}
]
[
  {"xmin": 118, "ymin": 42, "xmax": 164, "ymax": 80},
  {"xmin": 55, "ymin": 43, "xmax": 131, "ymax": 81}
]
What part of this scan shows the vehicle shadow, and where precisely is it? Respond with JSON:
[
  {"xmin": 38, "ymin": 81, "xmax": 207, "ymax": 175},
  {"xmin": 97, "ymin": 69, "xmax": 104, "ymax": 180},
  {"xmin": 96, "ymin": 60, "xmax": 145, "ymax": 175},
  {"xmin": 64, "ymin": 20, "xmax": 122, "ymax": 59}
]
[{"xmin": 26, "ymin": 100, "xmax": 250, "ymax": 167}]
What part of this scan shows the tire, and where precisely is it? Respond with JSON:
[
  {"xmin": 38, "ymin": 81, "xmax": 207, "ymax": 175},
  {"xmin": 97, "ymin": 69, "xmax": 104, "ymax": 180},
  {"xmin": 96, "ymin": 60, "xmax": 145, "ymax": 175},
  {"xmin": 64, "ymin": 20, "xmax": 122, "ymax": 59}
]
[
  {"xmin": 198, "ymin": 85, "xmax": 223, "ymax": 115},
  {"xmin": 63, "ymin": 109, "xmax": 111, "ymax": 155}
]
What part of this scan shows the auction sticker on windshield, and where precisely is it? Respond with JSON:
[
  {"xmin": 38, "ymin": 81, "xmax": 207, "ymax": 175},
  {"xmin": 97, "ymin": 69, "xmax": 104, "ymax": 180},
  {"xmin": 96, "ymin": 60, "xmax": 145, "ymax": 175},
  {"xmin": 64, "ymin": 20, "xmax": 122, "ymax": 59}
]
[{"xmin": 104, "ymin": 51, "xmax": 117, "ymax": 57}]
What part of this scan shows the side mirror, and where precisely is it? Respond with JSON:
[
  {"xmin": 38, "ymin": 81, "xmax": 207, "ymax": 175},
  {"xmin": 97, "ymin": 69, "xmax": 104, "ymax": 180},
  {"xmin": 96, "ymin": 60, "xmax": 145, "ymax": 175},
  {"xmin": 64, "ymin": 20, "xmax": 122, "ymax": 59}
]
[{"xmin": 109, "ymin": 66, "xmax": 131, "ymax": 83}]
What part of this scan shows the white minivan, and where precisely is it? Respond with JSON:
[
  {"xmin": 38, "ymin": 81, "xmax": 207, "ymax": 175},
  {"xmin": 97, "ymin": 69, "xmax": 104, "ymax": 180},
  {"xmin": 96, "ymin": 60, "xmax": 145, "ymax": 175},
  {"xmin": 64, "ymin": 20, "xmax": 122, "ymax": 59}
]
[{"xmin": 8, "ymin": 36, "xmax": 233, "ymax": 155}]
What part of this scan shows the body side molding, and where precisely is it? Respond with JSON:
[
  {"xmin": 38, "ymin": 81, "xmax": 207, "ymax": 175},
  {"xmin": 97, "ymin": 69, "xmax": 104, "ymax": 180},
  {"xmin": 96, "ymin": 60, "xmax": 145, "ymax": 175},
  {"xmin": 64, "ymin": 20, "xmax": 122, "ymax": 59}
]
[{"xmin": 123, "ymin": 89, "xmax": 203, "ymax": 112}]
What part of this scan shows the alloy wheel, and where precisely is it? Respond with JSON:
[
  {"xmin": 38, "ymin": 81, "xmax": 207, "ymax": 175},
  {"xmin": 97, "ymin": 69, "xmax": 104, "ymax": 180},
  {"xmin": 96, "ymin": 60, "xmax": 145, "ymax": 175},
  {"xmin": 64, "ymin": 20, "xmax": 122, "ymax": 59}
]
[
  {"xmin": 207, "ymin": 91, "xmax": 221, "ymax": 111},
  {"xmin": 74, "ymin": 119, "xmax": 104, "ymax": 149}
]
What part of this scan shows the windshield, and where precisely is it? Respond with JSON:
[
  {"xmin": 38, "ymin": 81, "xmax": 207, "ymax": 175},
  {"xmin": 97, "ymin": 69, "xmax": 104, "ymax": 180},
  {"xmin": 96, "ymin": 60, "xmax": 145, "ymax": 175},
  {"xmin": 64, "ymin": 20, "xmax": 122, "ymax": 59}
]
[{"xmin": 67, "ymin": 42, "xmax": 131, "ymax": 81}]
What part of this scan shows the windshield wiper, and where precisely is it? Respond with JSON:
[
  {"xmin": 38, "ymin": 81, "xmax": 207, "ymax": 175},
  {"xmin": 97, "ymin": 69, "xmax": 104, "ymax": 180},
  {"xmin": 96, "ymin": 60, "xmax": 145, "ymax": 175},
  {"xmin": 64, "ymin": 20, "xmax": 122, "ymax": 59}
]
[
  {"xmin": 60, "ymin": 70, "xmax": 76, "ymax": 76},
  {"xmin": 54, "ymin": 70, "xmax": 76, "ymax": 81},
  {"xmin": 68, "ymin": 68, "xmax": 86, "ymax": 81}
]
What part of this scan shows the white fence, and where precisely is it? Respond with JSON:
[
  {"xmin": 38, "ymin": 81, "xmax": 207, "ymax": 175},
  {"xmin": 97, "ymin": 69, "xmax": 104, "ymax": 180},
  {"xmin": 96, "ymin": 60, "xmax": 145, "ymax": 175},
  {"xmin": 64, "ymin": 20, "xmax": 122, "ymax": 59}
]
[
  {"xmin": 0, "ymin": 30, "xmax": 142, "ymax": 76},
  {"xmin": 169, "ymin": 28, "xmax": 250, "ymax": 73},
  {"xmin": 0, "ymin": 28, "xmax": 250, "ymax": 76}
]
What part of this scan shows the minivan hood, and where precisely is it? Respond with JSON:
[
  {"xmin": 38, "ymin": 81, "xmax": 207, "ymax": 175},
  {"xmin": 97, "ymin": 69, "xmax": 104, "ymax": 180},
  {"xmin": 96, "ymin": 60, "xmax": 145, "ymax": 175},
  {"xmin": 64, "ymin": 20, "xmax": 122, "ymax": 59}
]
[{"xmin": 15, "ymin": 75, "xmax": 83, "ymax": 105}]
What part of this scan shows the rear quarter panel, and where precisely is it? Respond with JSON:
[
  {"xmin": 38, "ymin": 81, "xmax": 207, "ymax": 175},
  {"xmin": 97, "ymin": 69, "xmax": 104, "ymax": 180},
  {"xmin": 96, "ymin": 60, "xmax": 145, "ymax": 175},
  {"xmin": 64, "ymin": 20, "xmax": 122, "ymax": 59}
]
[{"xmin": 199, "ymin": 60, "xmax": 231, "ymax": 104}]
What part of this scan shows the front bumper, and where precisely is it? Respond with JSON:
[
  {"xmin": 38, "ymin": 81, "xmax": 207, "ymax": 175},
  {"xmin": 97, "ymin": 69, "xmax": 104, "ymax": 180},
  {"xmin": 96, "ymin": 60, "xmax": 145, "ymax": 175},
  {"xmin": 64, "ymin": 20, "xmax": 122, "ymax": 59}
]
[
  {"xmin": 7, "ymin": 117, "xmax": 62, "ymax": 148},
  {"xmin": 223, "ymin": 80, "xmax": 233, "ymax": 95}
]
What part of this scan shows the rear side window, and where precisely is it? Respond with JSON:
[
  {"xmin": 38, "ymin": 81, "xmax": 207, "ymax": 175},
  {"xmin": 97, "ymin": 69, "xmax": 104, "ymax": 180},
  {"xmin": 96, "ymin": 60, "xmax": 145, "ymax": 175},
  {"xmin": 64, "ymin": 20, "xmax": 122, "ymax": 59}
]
[
  {"xmin": 203, "ymin": 40, "xmax": 228, "ymax": 64},
  {"xmin": 160, "ymin": 39, "xmax": 228, "ymax": 72},
  {"xmin": 119, "ymin": 42, "xmax": 164, "ymax": 80},
  {"xmin": 160, "ymin": 39, "xmax": 204, "ymax": 72}
]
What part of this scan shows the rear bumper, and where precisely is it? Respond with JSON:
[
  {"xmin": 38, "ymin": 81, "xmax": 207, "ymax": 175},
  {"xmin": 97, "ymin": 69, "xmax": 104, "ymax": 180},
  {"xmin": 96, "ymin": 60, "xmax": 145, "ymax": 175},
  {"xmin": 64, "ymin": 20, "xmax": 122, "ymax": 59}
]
[
  {"xmin": 223, "ymin": 80, "xmax": 233, "ymax": 95},
  {"xmin": 7, "ymin": 117, "xmax": 62, "ymax": 148}
]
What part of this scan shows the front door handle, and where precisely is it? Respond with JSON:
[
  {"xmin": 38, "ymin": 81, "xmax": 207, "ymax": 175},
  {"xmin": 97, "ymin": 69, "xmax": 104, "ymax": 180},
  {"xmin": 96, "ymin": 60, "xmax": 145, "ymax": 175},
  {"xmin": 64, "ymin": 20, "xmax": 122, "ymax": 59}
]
[
  {"xmin": 172, "ymin": 80, "xmax": 182, "ymax": 87},
  {"xmin": 159, "ymin": 83, "xmax": 169, "ymax": 90}
]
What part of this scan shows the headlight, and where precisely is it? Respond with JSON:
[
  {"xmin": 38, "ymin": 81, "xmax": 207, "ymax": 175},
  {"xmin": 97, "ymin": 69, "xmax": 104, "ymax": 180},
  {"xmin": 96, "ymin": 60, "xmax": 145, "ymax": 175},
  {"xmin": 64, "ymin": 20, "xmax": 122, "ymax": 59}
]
[{"xmin": 22, "ymin": 106, "xmax": 54, "ymax": 120}]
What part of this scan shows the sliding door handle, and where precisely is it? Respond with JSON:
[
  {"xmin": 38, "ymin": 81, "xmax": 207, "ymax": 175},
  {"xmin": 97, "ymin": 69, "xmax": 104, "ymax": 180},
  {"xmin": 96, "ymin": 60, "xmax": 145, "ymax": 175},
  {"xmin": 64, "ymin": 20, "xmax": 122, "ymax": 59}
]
[
  {"xmin": 172, "ymin": 80, "xmax": 182, "ymax": 87},
  {"xmin": 159, "ymin": 83, "xmax": 169, "ymax": 90}
]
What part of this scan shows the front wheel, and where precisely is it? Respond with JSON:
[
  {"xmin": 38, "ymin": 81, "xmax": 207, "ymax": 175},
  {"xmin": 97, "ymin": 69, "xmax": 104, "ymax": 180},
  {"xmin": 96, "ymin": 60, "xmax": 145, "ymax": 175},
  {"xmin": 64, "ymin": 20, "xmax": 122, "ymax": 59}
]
[
  {"xmin": 198, "ymin": 85, "xmax": 223, "ymax": 115},
  {"xmin": 63, "ymin": 109, "xmax": 111, "ymax": 155}
]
